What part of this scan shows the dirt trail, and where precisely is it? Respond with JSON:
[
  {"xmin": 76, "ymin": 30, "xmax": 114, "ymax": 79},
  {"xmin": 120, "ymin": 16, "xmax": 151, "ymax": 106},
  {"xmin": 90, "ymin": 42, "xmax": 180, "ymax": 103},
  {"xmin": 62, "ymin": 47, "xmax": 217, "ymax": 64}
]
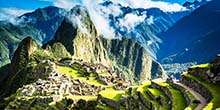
[{"xmin": 175, "ymin": 82, "xmax": 207, "ymax": 110}]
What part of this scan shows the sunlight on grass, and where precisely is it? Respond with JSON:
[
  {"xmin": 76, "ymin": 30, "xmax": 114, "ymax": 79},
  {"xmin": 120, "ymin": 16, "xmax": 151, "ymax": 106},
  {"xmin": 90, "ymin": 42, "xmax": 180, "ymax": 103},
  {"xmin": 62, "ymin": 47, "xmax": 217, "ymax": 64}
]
[
  {"xmin": 203, "ymin": 103, "xmax": 213, "ymax": 110},
  {"xmin": 148, "ymin": 88, "xmax": 161, "ymax": 96},
  {"xmin": 57, "ymin": 66, "xmax": 104, "ymax": 86},
  {"xmin": 99, "ymin": 88, "xmax": 125, "ymax": 101},
  {"xmin": 148, "ymin": 88, "xmax": 169, "ymax": 101},
  {"xmin": 96, "ymin": 104, "xmax": 114, "ymax": 110},
  {"xmin": 168, "ymin": 86, "xmax": 187, "ymax": 110},
  {"xmin": 67, "ymin": 95, "xmax": 97, "ymax": 101},
  {"xmin": 137, "ymin": 81, "xmax": 151, "ymax": 101},
  {"xmin": 153, "ymin": 81, "xmax": 186, "ymax": 110},
  {"xmin": 190, "ymin": 64, "xmax": 210, "ymax": 69},
  {"xmin": 155, "ymin": 82, "xmax": 169, "ymax": 87}
]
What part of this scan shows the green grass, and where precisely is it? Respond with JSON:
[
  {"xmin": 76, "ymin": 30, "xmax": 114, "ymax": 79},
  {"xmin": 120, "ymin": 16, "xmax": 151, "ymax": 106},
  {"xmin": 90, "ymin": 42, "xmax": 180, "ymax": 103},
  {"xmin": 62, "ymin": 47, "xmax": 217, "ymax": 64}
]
[
  {"xmin": 154, "ymin": 81, "xmax": 187, "ymax": 110},
  {"xmin": 57, "ymin": 66, "xmax": 104, "ymax": 86},
  {"xmin": 190, "ymin": 64, "xmax": 210, "ymax": 69},
  {"xmin": 49, "ymin": 99, "xmax": 62, "ymax": 110},
  {"xmin": 148, "ymin": 88, "xmax": 169, "ymax": 102},
  {"xmin": 96, "ymin": 104, "xmax": 115, "ymax": 110},
  {"xmin": 137, "ymin": 81, "xmax": 173, "ymax": 110},
  {"xmin": 99, "ymin": 88, "xmax": 125, "ymax": 101},
  {"xmin": 183, "ymin": 73, "xmax": 220, "ymax": 110},
  {"xmin": 137, "ymin": 81, "xmax": 151, "ymax": 101},
  {"xmin": 168, "ymin": 86, "xmax": 187, "ymax": 110},
  {"xmin": 67, "ymin": 95, "xmax": 97, "ymax": 101}
]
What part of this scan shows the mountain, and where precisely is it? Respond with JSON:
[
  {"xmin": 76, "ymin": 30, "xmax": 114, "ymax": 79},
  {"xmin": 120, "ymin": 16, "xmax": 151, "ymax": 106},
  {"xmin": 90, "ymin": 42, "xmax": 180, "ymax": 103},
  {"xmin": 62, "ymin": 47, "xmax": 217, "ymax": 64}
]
[
  {"xmin": 0, "ymin": 5, "xmax": 167, "ymax": 109},
  {"xmin": 158, "ymin": 0, "xmax": 220, "ymax": 64},
  {"xmin": 183, "ymin": 0, "xmax": 207, "ymax": 10},
  {"xmin": 85, "ymin": 0, "xmax": 191, "ymax": 59},
  {"xmin": 47, "ymin": 5, "xmax": 166, "ymax": 82},
  {"xmin": 0, "ymin": 36, "xmax": 72, "ymax": 108},
  {"xmin": 0, "ymin": 6, "xmax": 66, "ymax": 68}
]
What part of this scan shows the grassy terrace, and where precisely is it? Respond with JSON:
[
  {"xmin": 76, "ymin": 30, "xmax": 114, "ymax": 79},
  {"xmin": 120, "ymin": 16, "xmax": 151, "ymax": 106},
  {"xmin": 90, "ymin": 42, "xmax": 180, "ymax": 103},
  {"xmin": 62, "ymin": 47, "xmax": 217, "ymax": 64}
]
[
  {"xmin": 56, "ymin": 66, "xmax": 104, "ymax": 86},
  {"xmin": 137, "ymin": 81, "xmax": 152, "ymax": 101},
  {"xmin": 155, "ymin": 82, "xmax": 187, "ymax": 110},
  {"xmin": 67, "ymin": 95, "xmax": 97, "ymax": 101},
  {"xmin": 147, "ymin": 88, "xmax": 169, "ymax": 102},
  {"xmin": 183, "ymin": 73, "xmax": 220, "ymax": 110},
  {"xmin": 99, "ymin": 88, "xmax": 125, "ymax": 101},
  {"xmin": 137, "ymin": 81, "xmax": 160, "ymax": 109},
  {"xmin": 137, "ymin": 81, "xmax": 171, "ymax": 110},
  {"xmin": 190, "ymin": 63, "xmax": 210, "ymax": 69},
  {"xmin": 49, "ymin": 99, "xmax": 65, "ymax": 110},
  {"xmin": 96, "ymin": 104, "xmax": 114, "ymax": 110}
]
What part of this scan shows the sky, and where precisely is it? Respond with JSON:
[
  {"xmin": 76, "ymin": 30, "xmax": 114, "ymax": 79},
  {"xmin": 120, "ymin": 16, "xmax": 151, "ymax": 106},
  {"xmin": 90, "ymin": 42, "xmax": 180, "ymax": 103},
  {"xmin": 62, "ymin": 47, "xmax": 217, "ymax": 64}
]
[
  {"xmin": 0, "ymin": 0, "xmax": 194, "ymax": 10},
  {"xmin": 0, "ymin": 0, "xmax": 193, "ymax": 21}
]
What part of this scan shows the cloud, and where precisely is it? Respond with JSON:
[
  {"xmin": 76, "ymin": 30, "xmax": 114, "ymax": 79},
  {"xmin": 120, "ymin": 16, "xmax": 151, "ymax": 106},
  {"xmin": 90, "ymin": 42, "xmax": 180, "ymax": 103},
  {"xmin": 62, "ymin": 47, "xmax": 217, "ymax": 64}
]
[
  {"xmin": 119, "ymin": 13, "xmax": 147, "ymax": 32},
  {"xmin": 66, "ymin": 7, "xmax": 90, "ymax": 36},
  {"xmin": 0, "ymin": 8, "xmax": 32, "ymax": 21},
  {"xmin": 37, "ymin": 0, "xmax": 186, "ymax": 58},
  {"xmin": 82, "ymin": 0, "xmax": 118, "ymax": 39},
  {"xmin": 41, "ymin": 0, "xmax": 80, "ymax": 10},
  {"xmin": 110, "ymin": 0, "xmax": 187, "ymax": 12},
  {"xmin": 147, "ymin": 16, "xmax": 154, "ymax": 25}
]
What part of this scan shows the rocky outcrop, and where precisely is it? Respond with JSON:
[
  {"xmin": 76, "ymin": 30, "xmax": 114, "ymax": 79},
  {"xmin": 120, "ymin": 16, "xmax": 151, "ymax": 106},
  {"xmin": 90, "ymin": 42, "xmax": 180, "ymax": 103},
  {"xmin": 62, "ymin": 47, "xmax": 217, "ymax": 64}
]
[{"xmin": 188, "ymin": 63, "xmax": 220, "ymax": 83}]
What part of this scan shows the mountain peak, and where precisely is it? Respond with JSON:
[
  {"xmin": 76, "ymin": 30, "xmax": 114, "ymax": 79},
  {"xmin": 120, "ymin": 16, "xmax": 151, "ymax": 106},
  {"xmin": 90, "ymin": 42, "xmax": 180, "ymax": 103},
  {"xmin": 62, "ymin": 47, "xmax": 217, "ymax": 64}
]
[
  {"xmin": 183, "ymin": 0, "xmax": 207, "ymax": 9},
  {"xmin": 10, "ymin": 36, "xmax": 40, "ymax": 73}
]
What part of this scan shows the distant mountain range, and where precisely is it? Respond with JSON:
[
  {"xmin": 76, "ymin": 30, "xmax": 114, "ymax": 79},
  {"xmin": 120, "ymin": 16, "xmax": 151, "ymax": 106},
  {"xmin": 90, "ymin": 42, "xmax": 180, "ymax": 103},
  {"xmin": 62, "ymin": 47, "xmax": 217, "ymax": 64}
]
[
  {"xmin": 0, "ymin": 6, "xmax": 66, "ymax": 67},
  {"xmin": 158, "ymin": 0, "xmax": 220, "ymax": 64},
  {"xmin": 183, "ymin": 0, "xmax": 207, "ymax": 9}
]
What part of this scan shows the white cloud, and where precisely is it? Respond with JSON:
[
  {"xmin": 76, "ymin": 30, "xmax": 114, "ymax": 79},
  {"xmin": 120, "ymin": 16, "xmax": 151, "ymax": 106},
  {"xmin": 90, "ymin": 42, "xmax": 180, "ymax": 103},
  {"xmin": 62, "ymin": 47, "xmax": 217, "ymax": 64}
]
[
  {"xmin": 66, "ymin": 8, "xmax": 90, "ymax": 36},
  {"xmin": 147, "ymin": 16, "xmax": 154, "ymax": 25},
  {"xmin": 82, "ymin": 0, "xmax": 118, "ymax": 39},
  {"xmin": 41, "ymin": 0, "xmax": 80, "ymax": 10},
  {"xmin": 0, "ymin": 8, "xmax": 32, "ymax": 21},
  {"xmin": 110, "ymin": 0, "xmax": 187, "ymax": 12},
  {"xmin": 119, "ymin": 13, "xmax": 147, "ymax": 32}
]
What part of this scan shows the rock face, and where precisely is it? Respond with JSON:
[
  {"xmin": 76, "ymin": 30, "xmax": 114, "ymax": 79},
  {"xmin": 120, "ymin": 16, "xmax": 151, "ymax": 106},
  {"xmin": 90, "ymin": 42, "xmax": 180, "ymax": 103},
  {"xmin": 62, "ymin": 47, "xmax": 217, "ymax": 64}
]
[{"xmin": 48, "ymin": 5, "xmax": 166, "ymax": 82}]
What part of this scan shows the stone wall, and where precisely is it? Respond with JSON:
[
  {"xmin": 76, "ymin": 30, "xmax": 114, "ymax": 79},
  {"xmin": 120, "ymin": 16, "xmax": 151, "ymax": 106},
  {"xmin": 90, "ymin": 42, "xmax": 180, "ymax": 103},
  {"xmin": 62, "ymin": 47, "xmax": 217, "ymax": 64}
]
[
  {"xmin": 73, "ymin": 99, "xmax": 98, "ymax": 110},
  {"xmin": 146, "ymin": 90, "xmax": 167, "ymax": 106},
  {"xmin": 150, "ymin": 82, "xmax": 172, "ymax": 106},
  {"xmin": 188, "ymin": 67, "xmax": 211, "ymax": 82},
  {"xmin": 97, "ymin": 94, "xmax": 120, "ymax": 109},
  {"xmin": 136, "ymin": 91, "xmax": 154, "ymax": 110},
  {"xmin": 180, "ymin": 75, "xmax": 213, "ymax": 102}
]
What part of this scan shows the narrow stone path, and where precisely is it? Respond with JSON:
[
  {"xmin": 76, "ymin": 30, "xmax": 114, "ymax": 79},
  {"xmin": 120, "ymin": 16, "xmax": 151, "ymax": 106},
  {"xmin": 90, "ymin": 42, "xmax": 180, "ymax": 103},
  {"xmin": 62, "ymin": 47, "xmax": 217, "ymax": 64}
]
[{"xmin": 175, "ymin": 82, "xmax": 207, "ymax": 110}]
